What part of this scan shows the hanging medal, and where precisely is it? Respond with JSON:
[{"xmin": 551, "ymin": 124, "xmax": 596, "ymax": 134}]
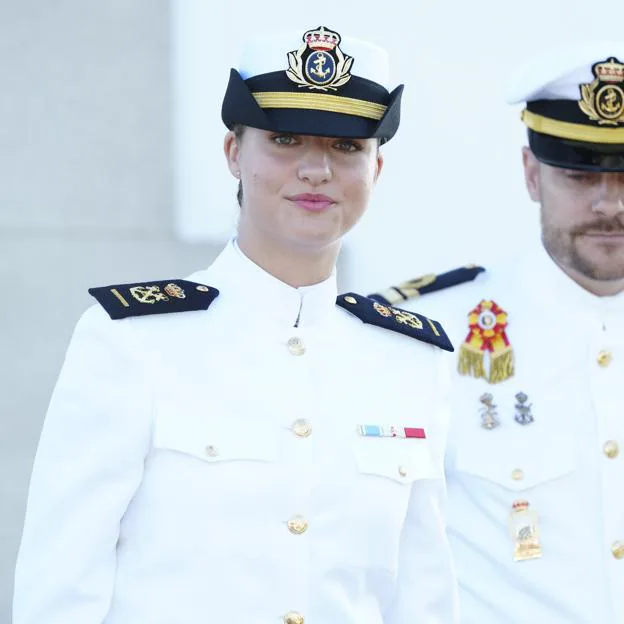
[{"xmin": 459, "ymin": 300, "xmax": 514, "ymax": 384}]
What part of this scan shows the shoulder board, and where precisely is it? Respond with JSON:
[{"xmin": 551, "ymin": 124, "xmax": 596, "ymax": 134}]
[
  {"xmin": 88, "ymin": 280, "xmax": 219, "ymax": 320},
  {"xmin": 368, "ymin": 265, "xmax": 485, "ymax": 306},
  {"xmin": 336, "ymin": 293, "xmax": 454, "ymax": 352}
]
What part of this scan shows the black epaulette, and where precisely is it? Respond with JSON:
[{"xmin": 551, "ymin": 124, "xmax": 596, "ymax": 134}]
[
  {"xmin": 336, "ymin": 293, "xmax": 454, "ymax": 352},
  {"xmin": 368, "ymin": 265, "xmax": 485, "ymax": 306},
  {"xmin": 88, "ymin": 280, "xmax": 219, "ymax": 320}
]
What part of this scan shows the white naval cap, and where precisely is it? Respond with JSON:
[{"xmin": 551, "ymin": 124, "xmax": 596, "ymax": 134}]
[
  {"xmin": 507, "ymin": 41, "xmax": 624, "ymax": 103},
  {"xmin": 238, "ymin": 29, "xmax": 391, "ymax": 91},
  {"xmin": 505, "ymin": 41, "xmax": 624, "ymax": 171},
  {"xmin": 221, "ymin": 25, "xmax": 404, "ymax": 143}
]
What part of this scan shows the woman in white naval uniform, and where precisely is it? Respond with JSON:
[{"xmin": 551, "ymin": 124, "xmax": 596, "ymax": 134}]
[{"xmin": 13, "ymin": 26, "xmax": 459, "ymax": 624}]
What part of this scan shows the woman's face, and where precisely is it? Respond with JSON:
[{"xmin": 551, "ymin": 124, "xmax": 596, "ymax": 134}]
[{"xmin": 224, "ymin": 127, "xmax": 383, "ymax": 254}]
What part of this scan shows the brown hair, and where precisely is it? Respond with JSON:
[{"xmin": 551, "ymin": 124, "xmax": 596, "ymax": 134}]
[{"xmin": 233, "ymin": 125, "xmax": 245, "ymax": 207}]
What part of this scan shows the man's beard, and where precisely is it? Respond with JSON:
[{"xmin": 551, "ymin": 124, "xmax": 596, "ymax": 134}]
[{"xmin": 542, "ymin": 211, "xmax": 624, "ymax": 281}]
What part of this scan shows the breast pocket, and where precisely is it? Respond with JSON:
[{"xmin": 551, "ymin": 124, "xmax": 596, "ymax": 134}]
[
  {"xmin": 148, "ymin": 402, "xmax": 280, "ymax": 558},
  {"xmin": 346, "ymin": 437, "xmax": 442, "ymax": 569},
  {"xmin": 354, "ymin": 438, "xmax": 441, "ymax": 485}
]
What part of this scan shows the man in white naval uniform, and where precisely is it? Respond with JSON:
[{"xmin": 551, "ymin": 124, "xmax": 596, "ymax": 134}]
[{"xmin": 372, "ymin": 42, "xmax": 624, "ymax": 623}]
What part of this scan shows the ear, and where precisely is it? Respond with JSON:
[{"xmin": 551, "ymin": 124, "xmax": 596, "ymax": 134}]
[
  {"xmin": 522, "ymin": 146, "xmax": 541, "ymax": 202},
  {"xmin": 223, "ymin": 130, "xmax": 241, "ymax": 179},
  {"xmin": 373, "ymin": 150, "xmax": 384, "ymax": 184}
]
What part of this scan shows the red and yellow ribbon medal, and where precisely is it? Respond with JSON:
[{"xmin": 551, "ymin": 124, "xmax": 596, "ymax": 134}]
[{"xmin": 458, "ymin": 300, "xmax": 514, "ymax": 384}]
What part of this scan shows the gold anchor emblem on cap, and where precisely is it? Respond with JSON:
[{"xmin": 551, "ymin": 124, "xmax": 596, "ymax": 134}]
[
  {"xmin": 580, "ymin": 57, "xmax": 624, "ymax": 125},
  {"xmin": 286, "ymin": 26, "xmax": 353, "ymax": 91}
]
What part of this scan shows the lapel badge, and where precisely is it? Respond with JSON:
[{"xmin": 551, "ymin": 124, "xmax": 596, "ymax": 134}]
[
  {"xmin": 286, "ymin": 26, "xmax": 353, "ymax": 91},
  {"xmin": 514, "ymin": 392, "xmax": 534, "ymax": 426},
  {"xmin": 509, "ymin": 500, "xmax": 542, "ymax": 562},
  {"xmin": 459, "ymin": 300, "xmax": 514, "ymax": 384},
  {"xmin": 579, "ymin": 57, "xmax": 624, "ymax": 125},
  {"xmin": 479, "ymin": 393, "xmax": 501, "ymax": 430}
]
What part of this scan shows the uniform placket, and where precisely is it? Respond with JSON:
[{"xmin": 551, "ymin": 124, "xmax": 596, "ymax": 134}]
[
  {"xmin": 589, "ymin": 317, "xmax": 624, "ymax": 621},
  {"xmin": 274, "ymin": 325, "xmax": 316, "ymax": 623}
]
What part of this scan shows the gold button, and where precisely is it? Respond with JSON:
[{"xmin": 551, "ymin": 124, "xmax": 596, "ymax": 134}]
[
  {"xmin": 344, "ymin": 296, "xmax": 357, "ymax": 304},
  {"xmin": 597, "ymin": 350, "xmax": 613, "ymax": 367},
  {"xmin": 604, "ymin": 440, "xmax": 620, "ymax": 459},
  {"xmin": 205, "ymin": 445, "xmax": 218, "ymax": 458},
  {"xmin": 398, "ymin": 466, "xmax": 408, "ymax": 477},
  {"xmin": 283, "ymin": 611, "xmax": 305, "ymax": 624},
  {"xmin": 612, "ymin": 541, "xmax": 624, "ymax": 560},
  {"xmin": 287, "ymin": 515, "xmax": 308, "ymax": 535},
  {"xmin": 511, "ymin": 469, "xmax": 524, "ymax": 481},
  {"xmin": 292, "ymin": 419, "xmax": 312, "ymax": 438},
  {"xmin": 196, "ymin": 285, "xmax": 210, "ymax": 292},
  {"xmin": 287, "ymin": 337, "xmax": 306, "ymax": 356}
]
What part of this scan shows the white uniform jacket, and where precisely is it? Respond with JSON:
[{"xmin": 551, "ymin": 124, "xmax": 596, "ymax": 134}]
[
  {"xmin": 14, "ymin": 241, "xmax": 459, "ymax": 624},
  {"xmin": 409, "ymin": 243, "xmax": 624, "ymax": 624}
]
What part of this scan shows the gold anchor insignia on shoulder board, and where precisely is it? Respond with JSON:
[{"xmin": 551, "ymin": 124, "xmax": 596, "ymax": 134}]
[
  {"xmin": 130, "ymin": 285, "xmax": 169, "ymax": 304},
  {"xmin": 389, "ymin": 307, "xmax": 424, "ymax": 330},
  {"xmin": 374, "ymin": 301, "xmax": 424, "ymax": 330},
  {"xmin": 459, "ymin": 300, "xmax": 514, "ymax": 384},
  {"xmin": 509, "ymin": 500, "xmax": 542, "ymax": 562}
]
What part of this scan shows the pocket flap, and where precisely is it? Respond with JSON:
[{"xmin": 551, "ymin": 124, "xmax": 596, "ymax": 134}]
[
  {"xmin": 354, "ymin": 438, "xmax": 440, "ymax": 483},
  {"xmin": 455, "ymin": 444, "xmax": 577, "ymax": 491},
  {"xmin": 153, "ymin": 403, "xmax": 277, "ymax": 463}
]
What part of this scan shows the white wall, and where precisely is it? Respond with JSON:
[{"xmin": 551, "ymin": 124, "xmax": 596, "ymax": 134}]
[
  {"xmin": 172, "ymin": 0, "xmax": 623, "ymax": 294},
  {"xmin": 1, "ymin": 2, "xmax": 222, "ymax": 619}
]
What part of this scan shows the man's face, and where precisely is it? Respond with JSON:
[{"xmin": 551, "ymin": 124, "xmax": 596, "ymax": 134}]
[{"xmin": 523, "ymin": 148, "xmax": 624, "ymax": 281}]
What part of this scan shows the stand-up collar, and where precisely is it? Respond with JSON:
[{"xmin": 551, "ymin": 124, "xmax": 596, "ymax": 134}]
[{"xmin": 194, "ymin": 240, "xmax": 338, "ymax": 328}]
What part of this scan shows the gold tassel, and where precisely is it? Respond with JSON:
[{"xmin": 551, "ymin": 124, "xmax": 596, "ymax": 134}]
[
  {"xmin": 489, "ymin": 347, "xmax": 514, "ymax": 384},
  {"xmin": 458, "ymin": 344, "xmax": 486, "ymax": 379}
]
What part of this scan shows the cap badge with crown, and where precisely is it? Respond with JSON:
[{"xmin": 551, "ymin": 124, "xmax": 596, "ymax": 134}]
[
  {"xmin": 579, "ymin": 57, "xmax": 624, "ymax": 125},
  {"xmin": 286, "ymin": 26, "xmax": 353, "ymax": 91}
]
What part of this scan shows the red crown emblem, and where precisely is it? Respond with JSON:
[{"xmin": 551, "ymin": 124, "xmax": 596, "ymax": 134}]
[
  {"xmin": 595, "ymin": 57, "xmax": 624, "ymax": 83},
  {"xmin": 304, "ymin": 26, "xmax": 341, "ymax": 52}
]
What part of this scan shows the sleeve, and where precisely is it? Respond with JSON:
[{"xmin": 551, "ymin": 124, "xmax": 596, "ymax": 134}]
[
  {"xmin": 384, "ymin": 347, "xmax": 460, "ymax": 624},
  {"xmin": 13, "ymin": 306, "xmax": 154, "ymax": 624}
]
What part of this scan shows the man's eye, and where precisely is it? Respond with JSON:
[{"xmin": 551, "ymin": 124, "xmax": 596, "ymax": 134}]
[
  {"xmin": 272, "ymin": 135, "xmax": 297, "ymax": 145},
  {"xmin": 565, "ymin": 171, "xmax": 594, "ymax": 183}
]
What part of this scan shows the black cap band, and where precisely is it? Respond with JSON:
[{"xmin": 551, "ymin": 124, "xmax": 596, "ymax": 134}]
[
  {"xmin": 221, "ymin": 69, "xmax": 403, "ymax": 143},
  {"xmin": 528, "ymin": 129, "xmax": 624, "ymax": 172}
]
